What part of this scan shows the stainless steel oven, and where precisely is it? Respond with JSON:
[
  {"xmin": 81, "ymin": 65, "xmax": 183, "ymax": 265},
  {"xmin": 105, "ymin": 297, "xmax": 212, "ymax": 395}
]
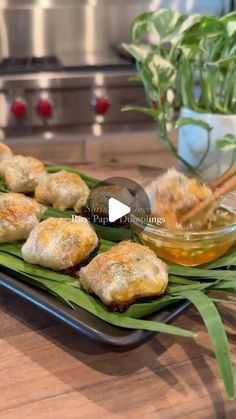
[
  {"xmin": 0, "ymin": 0, "xmax": 233, "ymax": 164},
  {"xmin": 0, "ymin": 1, "xmax": 232, "ymax": 66}
]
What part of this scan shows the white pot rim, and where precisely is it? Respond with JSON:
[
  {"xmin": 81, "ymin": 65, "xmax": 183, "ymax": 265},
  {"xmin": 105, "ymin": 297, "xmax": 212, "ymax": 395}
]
[{"xmin": 182, "ymin": 107, "xmax": 236, "ymax": 120}]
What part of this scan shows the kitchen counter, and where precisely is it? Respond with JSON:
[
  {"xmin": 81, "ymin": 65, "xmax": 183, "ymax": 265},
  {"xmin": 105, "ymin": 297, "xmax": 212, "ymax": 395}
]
[{"xmin": 0, "ymin": 160, "xmax": 236, "ymax": 419}]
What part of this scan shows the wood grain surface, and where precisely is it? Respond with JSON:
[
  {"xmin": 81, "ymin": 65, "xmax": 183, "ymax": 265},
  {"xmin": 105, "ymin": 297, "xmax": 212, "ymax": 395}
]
[{"xmin": 0, "ymin": 161, "xmax": 236, "ymax": 419}]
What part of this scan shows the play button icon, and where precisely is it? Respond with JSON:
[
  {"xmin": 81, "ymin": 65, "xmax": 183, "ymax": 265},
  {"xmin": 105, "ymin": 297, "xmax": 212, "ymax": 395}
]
[
  {"xmin": 83, "ymin": 176, "xmax": 151, "ymax": 233},
  {"xmin": 108, "ymin": 198, "xmax": 130, "ymax": 223}
]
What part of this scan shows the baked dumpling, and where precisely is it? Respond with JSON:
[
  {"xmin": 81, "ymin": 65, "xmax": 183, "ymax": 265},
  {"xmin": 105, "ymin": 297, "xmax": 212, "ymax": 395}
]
[
  {"xmin": 147, "ymin": 168, "xmax": 215, "ymax": 229},
  {"xmin": 0, "ymin": 192, "xmax": 46, "ymax": 243},
  {"xmin": 0, "ymin": 142, "xmax": 13, "ymax": 161},
  {"xmin": 0, "ymin": 155, "xmax": 47, "ymax": 193},
  {"xmin": 35, "ymin": 170, "xmax": 90, "ymax": 212},
  {"xmin": 0, "ymin": 143, "xmax": 13, "ymax": 177},
  {"xmin": 22, "ymin": 217, "xmax": 98, "ymax": 271},
  {"xmin": 79, "ymin": 241, "xmax": 168, "ymax": 311}
]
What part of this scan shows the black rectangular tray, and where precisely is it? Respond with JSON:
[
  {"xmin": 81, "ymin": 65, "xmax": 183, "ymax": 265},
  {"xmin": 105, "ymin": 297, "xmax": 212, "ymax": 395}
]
[{"xmin": 0, "ymin": 270, "xmax": 191, "ymax": 351}]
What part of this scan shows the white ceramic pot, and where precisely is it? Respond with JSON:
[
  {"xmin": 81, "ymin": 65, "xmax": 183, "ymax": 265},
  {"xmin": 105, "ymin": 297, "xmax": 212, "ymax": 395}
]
[{"xmin": 178, "ymin": 107, "xmax": 236, "ymax": 180}]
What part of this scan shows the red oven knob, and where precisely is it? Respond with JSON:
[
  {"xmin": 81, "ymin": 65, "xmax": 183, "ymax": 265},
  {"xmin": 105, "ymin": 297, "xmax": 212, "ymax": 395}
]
[
  {"xmin": 93, "ymin": 97, "xmax": 110, "ymax": 114},
  {"xmin": 37, "ymin": 99, "xmax": 52, "ymax": 117},
  {"xmin": 11, "ymin": 98, "xmax": 27, "ymax": 118}
]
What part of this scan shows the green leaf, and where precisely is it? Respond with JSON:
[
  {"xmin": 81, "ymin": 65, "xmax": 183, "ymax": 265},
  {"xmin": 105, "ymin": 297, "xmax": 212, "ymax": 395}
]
[
  {"xmin": 0, "ymin": 251, "xmax": 195, "ymax": 338},
  {"xmin": 0, "ymin": 179, "xmax": 8, "ymax": 192},
  {"xmin": 43, "ymin": 207, "xmax": 72, "ymax": 220},
  {"xmin": 168, "ymin": 275, "xmax": 200, "ymax": 285},
  {"xmin": 168, "ymin": 283, "xmax": 210, "ymax": 293},
  {"xmin": 151, "ymin": 9, "xmax": 180, "ymax": 40},
  {"xmin": 122, "ymin": 105, "xmax": 158, "ymax": 119},
  {"xmin": 121, "ymin": 43, "xmax": 153, "ymax": 63},
  {"xmin": 0, "ymin": 241, "xmax": 23, "ymax": 258},
  {"xmin": 65, "ymin": 286, "xmax": 196, "ymax": 337},
  {"xmin": 175, "ymin": 116, "xmax": 212, "ymax": 132},
  {"xmin": 174, "ymin": 290, "xmax": 235, "ymax": 400},
  {"xmin": 167, "ymin": 261, "xmax": 236, "ymax": 283},
  {"xmin": 178, "ymin": 14, "xmax": 203, "ymax": 35},
  {"xmin": 0, "ymin": 252, "xmax": 77, "ymax": 285},
  {"xmin": 92, "ymin": 223, "xmax": 131, "ymax": 242},
  {"xmin": 145, "ymin": 53, "xmax": 176, "ymax": 90},
  {"xmin": 181, "ymin": 16, "xmax": 222, "ymax": 44},
  {"xmin": 225, "ymin": 20, "xmax": 236, "ymax": 38},
  {"xmin": 131, "ymin": 12, "xmax": 152, "ymax": 42},
  {"xmin": 211, "ymin": 297, "xmax": 236, "ymax": 306},
  {"xmin": 212, "ymin": 282, "xmax": 236, "ymax": 291},
  {"xmin": 205, "ymin": 55, "xmax": 236, "ymax": 70},
  {"xmin": 220, "ymin": 11, "xmax": 236, "ymax": 22},
  {"xmin": 138, "ymin": 64, "xmax": 159, "ymax": 101},
  {"xmin": 178, "ymin": 44, "xmax": 203, "ymax": 59},
  {"xmin": 216, "ymin": 134, "xmax": 236, "ymax": 151},
  {"xmin": 125, "ymin": 295, "xmax": 182, "ymax": 319},
  {"xmin": 221, "ymin": 13, "xmax": 236, "ymax": 37}
]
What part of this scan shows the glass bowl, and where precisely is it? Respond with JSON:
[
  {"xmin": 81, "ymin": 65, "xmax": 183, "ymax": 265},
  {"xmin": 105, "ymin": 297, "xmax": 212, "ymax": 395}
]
[{"xmin": 134, "ymin": 193, "xmax": 236, "ymax": 266}]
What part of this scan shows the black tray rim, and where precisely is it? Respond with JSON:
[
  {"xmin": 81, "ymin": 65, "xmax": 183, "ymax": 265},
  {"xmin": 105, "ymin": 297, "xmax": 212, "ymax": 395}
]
[{"xmin": 0, "ymin": 270, "xmax": 191, "ymax": 351}]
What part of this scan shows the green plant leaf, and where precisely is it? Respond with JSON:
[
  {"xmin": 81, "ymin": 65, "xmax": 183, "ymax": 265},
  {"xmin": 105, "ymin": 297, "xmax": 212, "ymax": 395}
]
[
  {"xmin": 168, "ymin": 275, "xmax": 200, "ymax": 285},
  {"xmin": 122, "ymin": 105, "xmax": 158, "ymax": 119},
  {"xmin": 205, "ymin": 55, "xmax": 236, "ymax": 70},
  {"xmin": 178, "ymin": 14, "xmax": 203, "ymax": 36},
  {"xmin": 216, "ymin": 134, "xmax": 236, "ymax": 151},
  {"xmin": 138, "ymin": 64, "xmax": 159, "ymax": 101},
  {"xmin": 0, "ymin": 251, "xmax": 195, "ymax": 338},
  {"xmin": 145, "ymin": 53, "xmax": 176, "ymax": 90},
  {"xmin": 211, "ymin": 297, "xmax": 236, "ymax": 305},
  {"xmin": 43, "ymin": 207, "xmax": 72, "ymax": 220},
  {"xmin": 168, "ymin": 264, "xmax": 235, "ymax": 281},
  {"xmin": 92, "ymin": 223, "xmax": 131, "ymax": 242},
  {"xmin": 121, "ymin": 43, "xmax": 153, "ymax": 63},
  {"xmin": 181, "ymin": 16, "xmax": 222, "ymax": 45},
  {"xmin": 151, "ymin": 9, "xmax": 180, "ymax": 40},
  {"xmin": 0, "ymin": 251, "xmax": 77, "ymax": 285},
  {"xmin": 175, "ymin": 116, "xmax": 212, "ymax": 132},
  {"xmin": 125, "ymin": 295, "xmax": 183, "ymax": 319},
  {"xmin": 131, "ymin": 12, "xmax": 152, "ymax": 42},
  {"xmin": 221, "ymin": 12, "xmax": 236, "ymax": 37},
  {"xmin": 212, "ymin": 282, "xmax": 236, "ymax": 291},
  {"xmin": 225, "ymin": 20, "xmax": 236, "ymax": 38},
  {"xmin": 173, "ymin": 290, "xmax": 235, "ymax": 400},
  {"xmin": 220, "ymin": 11, "xmax": 236, "ymax": 22},
  {"xmin": 0, "ymin": 241, "xmax": 23, "ymax": 257}
]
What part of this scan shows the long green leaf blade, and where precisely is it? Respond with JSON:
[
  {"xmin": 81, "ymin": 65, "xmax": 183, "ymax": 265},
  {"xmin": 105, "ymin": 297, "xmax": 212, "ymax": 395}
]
[
  {"xmin": 174, "ymin": 290, "xmax": 235, "ymax": 400},
  {"xmin": 0, "ymin": 252, "xmax": 195, "ymax": 338}
]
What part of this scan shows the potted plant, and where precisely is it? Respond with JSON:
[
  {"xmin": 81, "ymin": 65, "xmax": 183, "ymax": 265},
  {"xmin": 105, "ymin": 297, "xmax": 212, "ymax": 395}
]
[{"xmin": 122, "ymin": 9, "xmax": 236, "ymax": 179}]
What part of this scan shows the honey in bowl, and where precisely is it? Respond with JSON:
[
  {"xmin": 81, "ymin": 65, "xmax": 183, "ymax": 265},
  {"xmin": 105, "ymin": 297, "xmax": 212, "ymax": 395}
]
[
  {"xmin": 137, "ymin": 169, "xmax": 236, "ymax": 266},
  {"xmin": 138, "ymin": 207, "xmax": 236, "ymax": 266}
]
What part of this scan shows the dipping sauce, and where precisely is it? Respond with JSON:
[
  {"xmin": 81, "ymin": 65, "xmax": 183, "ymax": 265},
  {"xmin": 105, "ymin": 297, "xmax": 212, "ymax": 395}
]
[
  {"xmin": 138, "ymin": 207, "xmax": 236, "ymax": 266},
  {"xmin": 140, "ymin": 168, "xmax": 236, "ymax": 266}
]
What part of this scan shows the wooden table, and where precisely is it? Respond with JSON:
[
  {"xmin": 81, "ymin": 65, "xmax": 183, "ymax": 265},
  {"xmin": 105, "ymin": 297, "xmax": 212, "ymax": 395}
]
[{"xmin": 0, "ymin": 163, "xmax": 236, "ymax": 419}]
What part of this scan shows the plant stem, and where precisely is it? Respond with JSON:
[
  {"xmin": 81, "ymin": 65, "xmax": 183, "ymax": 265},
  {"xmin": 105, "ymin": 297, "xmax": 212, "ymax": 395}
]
[
  {"xmin": 224, "ymin": 67, "xmax": 236, "ymax": 112},
  {"xmin": 180, "ymin": 59, "xmax": 197, "ymax": 110},
  {"xmin": 226, "ymin": 147, "xmax": 236, "ymax": 172},
  {"xmin": 195, "ymin": 130, "xmax": 211, "ymax": 169},
  {"xmin": 158, "ymin": 118, "xmax": 201, "ymax": 176}
]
